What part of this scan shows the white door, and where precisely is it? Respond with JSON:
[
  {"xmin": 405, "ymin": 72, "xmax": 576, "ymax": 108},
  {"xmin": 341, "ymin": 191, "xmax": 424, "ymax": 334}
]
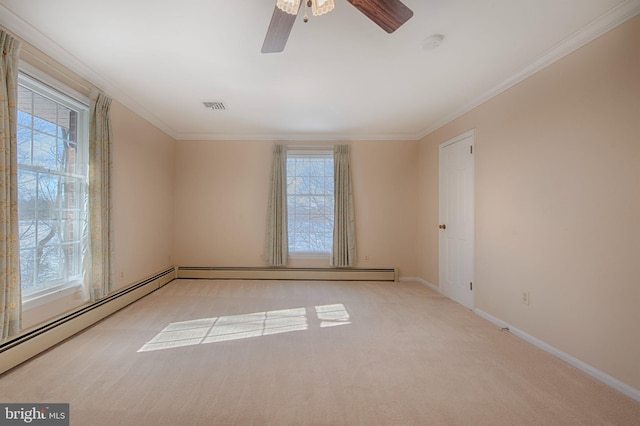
[{"xmin": 439, "ymin": 130, "xmax": 475, "ymax": 309}]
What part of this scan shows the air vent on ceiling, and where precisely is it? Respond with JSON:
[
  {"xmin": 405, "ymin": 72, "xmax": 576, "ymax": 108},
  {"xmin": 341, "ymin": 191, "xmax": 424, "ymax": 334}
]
[{"xmin": 203, "ymin": 101, "xmax": 226, "ymax": 111}]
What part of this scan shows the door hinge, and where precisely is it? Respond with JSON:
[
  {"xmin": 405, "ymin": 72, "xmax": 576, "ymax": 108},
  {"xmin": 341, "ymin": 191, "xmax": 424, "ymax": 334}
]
[
  {"xmin": 470, "ymin": 145, "xmax": 473, "ymax": 154},
  {"xmin": 470, "ymin": 282, "xmax": 473, "ymax": 291}
]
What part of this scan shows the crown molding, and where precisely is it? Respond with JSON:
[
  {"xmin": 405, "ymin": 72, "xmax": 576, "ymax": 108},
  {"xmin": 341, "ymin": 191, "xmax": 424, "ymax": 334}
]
[
  {"xmin": 0, "ymin": 3, "xmax": 178, "ymax": 140},
  {"xmin": 174, "ymin": 132, "xmax": 417, "ymax": 142},
  {"xmin": 415, "ymin": 0, "xmax": 640, "ymax": 140}
]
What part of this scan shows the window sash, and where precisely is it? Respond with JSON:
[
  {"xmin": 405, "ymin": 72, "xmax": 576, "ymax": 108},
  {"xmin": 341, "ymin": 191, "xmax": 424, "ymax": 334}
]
[
  {"xmin": 286, "ymin": 151, "xmax": 334, "ymax": 255},
  {"xmin": 17, "ymin": 72, "xmax": 89, "ymax": 302}
]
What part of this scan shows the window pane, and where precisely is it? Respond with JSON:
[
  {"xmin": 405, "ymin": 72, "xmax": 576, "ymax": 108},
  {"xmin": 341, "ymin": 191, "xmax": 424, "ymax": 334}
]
[
  {"xmin": 17, "ymin": 126, "xmax": 33, "ymax": 164},
  {"xmin": 32, "ymin": 93, "xmax": 57, "ymax": 135},
  {"xmin": 17, "ymin": 85, "xmax": 33, "ymax": 126},
  {"xmin": 17, "ymin": 111, "xmax": 32, "ymax": 128},
  {"xmin": 324, "ymin": 160, "xmax": 333, "ymax": 176},
  {"xmin": 287, "ymin": 153, "xmax": 334, "ymax": 254},
  {"xmin": 20, "ymin": 248, "xmax": 39, "ymax": 294},
  {"xmin": 57, "ymin": 105, "xmax": 76, "ymax": 141},
  {"xmin": 37, "ymin": 244, "xmax": 64, "ymax": 283},
  {"xmin": 17, "ymin": 78, "xmax": 88, "ymax": 299},
  {"xmin": 32, "ymin": 131, "xmax": 57, "ymax": 169}
]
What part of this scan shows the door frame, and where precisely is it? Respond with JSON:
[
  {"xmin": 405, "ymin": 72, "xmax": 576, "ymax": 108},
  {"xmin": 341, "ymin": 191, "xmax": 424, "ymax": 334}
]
[{"xmin": 438, "ymin": 129, "xmax": 475, "ymax": 309}]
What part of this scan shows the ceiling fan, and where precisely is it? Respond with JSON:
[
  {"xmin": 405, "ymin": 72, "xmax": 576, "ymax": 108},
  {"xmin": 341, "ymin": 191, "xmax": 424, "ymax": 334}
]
[{"xmin": 262, "ymin": 0, "xmax": 414, "ymax": 53}]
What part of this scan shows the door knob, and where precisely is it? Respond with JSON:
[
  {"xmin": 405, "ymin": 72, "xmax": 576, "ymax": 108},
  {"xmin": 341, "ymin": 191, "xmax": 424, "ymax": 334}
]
[{"xmin": 439, "ymin": 224, "xmax": 447, "ymax": 229}]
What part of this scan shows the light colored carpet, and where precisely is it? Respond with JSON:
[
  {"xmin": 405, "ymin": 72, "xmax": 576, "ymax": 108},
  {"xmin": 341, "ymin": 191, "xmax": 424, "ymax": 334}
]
[{"xmin": 0, "ymin": 279, "xmax": 638, "ymax": 425}]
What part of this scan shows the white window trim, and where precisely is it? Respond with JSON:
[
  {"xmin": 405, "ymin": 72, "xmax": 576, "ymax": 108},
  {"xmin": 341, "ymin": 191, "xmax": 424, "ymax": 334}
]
[
  {"xmin": 22, "ymin": 282, "xmax": 85, "ymax": 311},
  {"xmin": 19, "ymin": 62, "xmax": 89, "ymax": 107},
  {"xmin": 18, "ymin": 68, "xmax": 90, "ymax": 308},
  {"xmin": 289, "ymin": 252, "xmax": 331, "ymax": 260},
  {"xmin": 287, "ymin": 149, "xmax": 333, "ymax": 157}
]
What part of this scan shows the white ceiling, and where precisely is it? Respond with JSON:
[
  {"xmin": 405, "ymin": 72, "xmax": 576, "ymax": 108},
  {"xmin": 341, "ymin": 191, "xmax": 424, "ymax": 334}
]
[{"xmin": 1, "ymin": 0, "xmax": 639, "ymax": 141}]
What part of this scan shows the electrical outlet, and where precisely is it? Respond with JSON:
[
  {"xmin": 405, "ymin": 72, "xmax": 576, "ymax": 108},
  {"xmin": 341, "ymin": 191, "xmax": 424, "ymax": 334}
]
[
  {"xmin": 364, "ymin": 255, "xmax": 369, "ymax": 262},
  {"xmin": 522, "ymin": 291, "xmax": 530, "ymax": 306}
]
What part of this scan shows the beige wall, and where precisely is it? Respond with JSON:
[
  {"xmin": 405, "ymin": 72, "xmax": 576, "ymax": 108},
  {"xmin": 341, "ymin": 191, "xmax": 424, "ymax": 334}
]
[
  {"xmin": 417, "ymin": 139, "xmax": 439, "ymax": 285},
  {"xmin": 418, "ymin": 16, "xmax": 640, "ymax": 390},
  {"xmin": 110, "ymin": 100, "xmax": 176, "ymax": 288},
  {"xmin": 173, "ymin": 140, "xmax": 419, "ymax": 276}
]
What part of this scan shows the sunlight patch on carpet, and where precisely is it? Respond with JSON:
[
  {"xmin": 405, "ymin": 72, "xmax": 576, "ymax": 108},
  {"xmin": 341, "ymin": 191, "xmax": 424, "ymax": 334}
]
[{"xmin": 138, "ymin": 304, "xmax": 350, "ymax": 352}]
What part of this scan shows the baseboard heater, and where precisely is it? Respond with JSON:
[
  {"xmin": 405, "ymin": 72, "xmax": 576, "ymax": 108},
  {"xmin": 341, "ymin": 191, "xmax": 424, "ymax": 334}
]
[
  {"xmin": 177, "ymin": 266, "xmax": 398, "ymax": 282},
  {"xmin": 0, "ymin": 266, "xmax": 176, "ymax": 376}
]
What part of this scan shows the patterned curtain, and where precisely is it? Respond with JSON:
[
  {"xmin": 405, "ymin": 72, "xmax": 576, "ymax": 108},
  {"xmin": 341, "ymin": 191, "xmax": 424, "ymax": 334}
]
[
  {"xmin": 264, "ymin": 144, "xmax": 288, "ymax": 266},
  {"xmin": 331, "ymin": 145, "xmax": 356, "ymax": 267},
  {"xmin": 86, "ymin": 92, "xmax": 114, "ymax": 301},
  {"xmin": 0, "ymin": 30, "xmax": 22, "ymax": 339}
]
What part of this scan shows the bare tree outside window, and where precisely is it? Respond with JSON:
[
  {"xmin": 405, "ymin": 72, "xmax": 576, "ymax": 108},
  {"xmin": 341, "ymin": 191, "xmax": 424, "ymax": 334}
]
[
  {"xmin": 287, "ymin": 153, "xmax": 334, "ymax": 254},
  {"xmin": 17, "ymin": 81, "xmax": 86, "ymax": 299}
]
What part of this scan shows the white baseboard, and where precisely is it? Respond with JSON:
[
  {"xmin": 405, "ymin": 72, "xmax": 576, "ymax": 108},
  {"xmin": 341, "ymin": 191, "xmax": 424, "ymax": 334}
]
[
  {"xmin": 475, "ymin": 308, "xmax": 640, "ymax": 402},
  {"xmin": 400, "ymin": 277, "xmax": 440, "ymax": 292}
]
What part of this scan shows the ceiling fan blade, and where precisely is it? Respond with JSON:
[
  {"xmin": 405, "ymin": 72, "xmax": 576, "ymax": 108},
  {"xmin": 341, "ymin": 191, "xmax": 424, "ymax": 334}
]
[
  {"xmin": 262, "ymin": 4, "xmax": 300, "ymax": 53},
  {"xmin": 347, "ymin": 0, "xmax": 413, "ymax": 33}
]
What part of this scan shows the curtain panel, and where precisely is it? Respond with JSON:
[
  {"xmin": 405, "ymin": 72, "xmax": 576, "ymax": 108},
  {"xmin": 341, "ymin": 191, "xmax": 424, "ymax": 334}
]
[
  {"xmin": 331, "ymin": 145, "xmax": 356, "ymax": 267},
  {"xmin": 86, "ymin": 92, "xmax": 114, "ymax": 301},
  {"xmin": 0, "ymin": 30, "xmax": 22, "ymax": 339},
  {"xmin": 264, "ymin": 144, "xmax": 288, "ymax": 266}
]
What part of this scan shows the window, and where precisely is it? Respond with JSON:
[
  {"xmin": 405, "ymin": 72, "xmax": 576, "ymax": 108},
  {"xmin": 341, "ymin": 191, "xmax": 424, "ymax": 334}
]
[
  {"xmin": 17, "ymin": 72, "xmax": 89, "ymax": 303},
  {"xmin": 287, "ymin": 151, "xmax": 334, "ymax": 255}
]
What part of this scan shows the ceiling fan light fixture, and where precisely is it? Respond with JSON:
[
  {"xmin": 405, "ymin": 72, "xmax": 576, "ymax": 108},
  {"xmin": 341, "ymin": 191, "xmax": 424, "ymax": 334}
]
[
  {"xmin": 263, "ymin": 0, "xmax": 413, "ymax": 53},
  {"xmin": 312, "ymin": 0, "xmax": 335, "ymax": 17},
  {"xmin": 276, "ymin": 0, "xmax": 301, "ymax": 15}
]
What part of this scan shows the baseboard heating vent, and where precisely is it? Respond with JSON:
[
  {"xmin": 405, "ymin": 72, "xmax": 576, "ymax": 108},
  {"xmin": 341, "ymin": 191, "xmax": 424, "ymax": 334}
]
[
  {"xmin": 0, "ymin": 266, "xmax": 176, "ymax": 375},
  {"xmin": 177, "ymin": 266, "xmax": 398, "ymax": 282}
]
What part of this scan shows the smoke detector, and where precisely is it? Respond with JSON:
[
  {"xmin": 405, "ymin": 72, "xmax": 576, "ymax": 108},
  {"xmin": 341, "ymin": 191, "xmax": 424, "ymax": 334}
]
[{"xmin": 422, "ymin": 34, "xmax": 444, "ymax": 51}]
